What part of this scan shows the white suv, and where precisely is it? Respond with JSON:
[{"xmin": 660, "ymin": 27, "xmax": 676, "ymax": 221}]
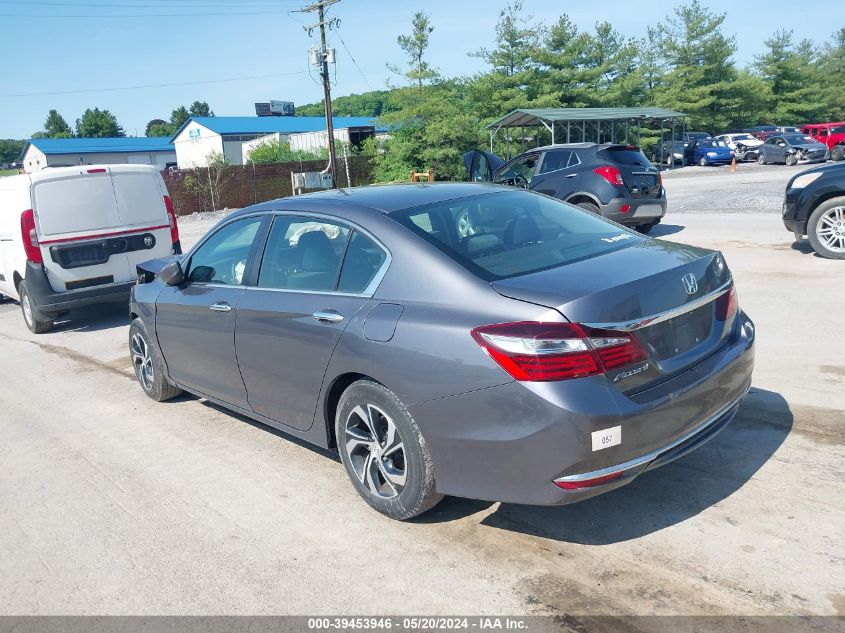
[
  {"xmin": 714, "ymin": 134, "xmax": 764, "ymax": 162},
  {"xmin": 0, "ymin": 164, "xmax": 180, "ymax": 333}
]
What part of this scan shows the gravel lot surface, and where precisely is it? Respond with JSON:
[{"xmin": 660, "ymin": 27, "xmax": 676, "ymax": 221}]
[{"xmin": 0, "ymin": 165, "xmax": 842, "ymax": 625}]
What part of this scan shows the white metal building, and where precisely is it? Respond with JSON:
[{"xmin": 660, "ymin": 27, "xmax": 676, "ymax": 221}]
[
  {"xmin": 171, "ymin": 116, "xmax": 384, "ymax": 168},
  {"xmin": 19, "ymin": 137, "xmax": 176, "ymax": 173}
]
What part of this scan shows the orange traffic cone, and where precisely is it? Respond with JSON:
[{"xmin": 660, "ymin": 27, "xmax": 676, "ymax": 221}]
[{"xmin": 730, "ymin": 157, "xmax": 737, "ymax": 172}]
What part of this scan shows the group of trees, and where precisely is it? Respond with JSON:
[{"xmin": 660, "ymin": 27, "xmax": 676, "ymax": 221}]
[
  {"xmin": 299, "ymin": 0, "xmax": 844, "ymax": 181},
  {"xmin": 31, "ymin": 107, "xmax": 125, "ymax": 139},
  {"xmin": 28, "ymin": 101, "xmax": 214, "ymax": 141},
  {"xmin": 145, "ymin": 101, "xmax": 215, "ymax": 137}
]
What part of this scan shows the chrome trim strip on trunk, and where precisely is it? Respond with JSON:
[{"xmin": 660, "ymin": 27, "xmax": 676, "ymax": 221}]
[
  {"xmin": 583, "ymin": 280, "xmax": 732, "ymax": 332},
  {"xmin": 553, "ymin": 382, "xmax": 750, "ymax": 485}
]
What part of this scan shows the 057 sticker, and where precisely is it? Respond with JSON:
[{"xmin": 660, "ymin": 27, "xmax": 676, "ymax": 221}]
[{"xmin": 591, "ymin": 425, "xmax": 621, "ymax": 451}]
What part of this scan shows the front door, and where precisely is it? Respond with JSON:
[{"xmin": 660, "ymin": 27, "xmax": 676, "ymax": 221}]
[
  {"xmin": 235, "ymin": 215, "xmax": 389, "ymax": 431},
  {"xmin": 155, "ymin": 215, "xmax": 264, "ymax": 408}
]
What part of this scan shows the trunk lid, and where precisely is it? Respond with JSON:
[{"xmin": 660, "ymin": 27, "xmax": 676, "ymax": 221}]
[
  {"xmin": 598, "ymin": 145, "xmax": 662, "ymax": 199},
  {"xmin": 491, "ymin": 240, "xmax": 735, "ymax": 391}
]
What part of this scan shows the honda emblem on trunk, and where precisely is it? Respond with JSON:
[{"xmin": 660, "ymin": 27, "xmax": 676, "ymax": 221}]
[{"xmin": 682, "ymin": 273, "xmax": 698, "ymax": 295}]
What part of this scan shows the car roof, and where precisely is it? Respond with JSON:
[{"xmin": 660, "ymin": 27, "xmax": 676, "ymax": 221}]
[{"xmin": 232, "ymin": 182, "xmax": 511, "ymax": 216}]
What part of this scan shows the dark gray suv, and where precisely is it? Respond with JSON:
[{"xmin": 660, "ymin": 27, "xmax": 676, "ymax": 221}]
[
  {"xmin": 129, "ymin": 184, "xmax": 753, "ymax": 521},
  {"xmin": 465, "ymin": 143, "xmax": 667, "ymax": 233}
]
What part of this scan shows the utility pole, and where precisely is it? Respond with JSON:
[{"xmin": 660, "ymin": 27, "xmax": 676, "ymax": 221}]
[{"xmin": 301, "ymin": 0, "xmax": 339, "ymax": 188}]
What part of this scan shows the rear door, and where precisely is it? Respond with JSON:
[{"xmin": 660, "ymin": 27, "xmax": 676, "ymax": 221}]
[
  {"xmin": 32, "ymin": 169, "xmax": 135, "ymax": 292},
  {"xmin": 235, "ymin": 214, "xmax": 389, "ymax": 431},
  {"xmin": 531, "ymin": 149, "xmax": 578, "ymax": 198},
  {"xmin": 109, "ymin": 167, "xmax": 174, "ymax": 272}
]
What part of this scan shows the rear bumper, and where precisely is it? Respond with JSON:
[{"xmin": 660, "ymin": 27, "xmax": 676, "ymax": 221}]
[
  {"xmin": 24, "ymin": 261, "xmax": 134, "ymax": 314},
  {"xmin": 603, "ymin": 196, "xmax": 667, "ymax": 225},
  {"xmin": 410, "ymin": 311, "xmax": 755, "ymax": 506}
]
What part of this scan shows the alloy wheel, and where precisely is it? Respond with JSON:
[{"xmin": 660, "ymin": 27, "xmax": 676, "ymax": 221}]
[
  {"xmin": 344, "ymin": 403, "xmax": 407, "ymax": 499},
  {"xmin": 816, "ymin": 206, "xmax": 845, "ymax": 253},
  {"xmin": 131, "ymin": 333, "xmax": 155, "ymax": 391}
]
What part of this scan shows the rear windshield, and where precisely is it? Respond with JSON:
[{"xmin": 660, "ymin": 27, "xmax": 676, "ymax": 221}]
[
  {"xmin": 389, "ymin": 191, "xmax": 644, "ymax": 281},
  {"xmin": 599, "ymin": 146, "xmax": 651, "ymax": 167}
]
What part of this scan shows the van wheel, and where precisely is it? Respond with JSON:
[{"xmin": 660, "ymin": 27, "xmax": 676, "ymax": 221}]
[
  {"xmin": 832, "ymin": 146, "xmax": 845, "ymax": 161},
  {"xmin": 336, "ymin": 380, "xmax": 443, "ymax": 520},
  {"xmin": 129, "ymin": 319, "xmax": 182, "ymax": 401},
  {"xmin": 19, "ymin": 281, "xmax": 54, "ymax": 334}
]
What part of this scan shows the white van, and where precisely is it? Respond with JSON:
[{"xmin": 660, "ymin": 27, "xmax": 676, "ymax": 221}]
[{"xmin": 0, "ymin": 165, "xmax": 180, "ymax": 333}]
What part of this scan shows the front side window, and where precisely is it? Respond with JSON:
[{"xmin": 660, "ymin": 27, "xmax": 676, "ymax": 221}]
[
  {"xmin": 494, "ymin": 154, "xmax": 539, "ymax": 186},
  {"xmin": 391, "ymin": 191, "xmax": 644, "ymax": 281},
  {"xmin": 188, "ymin": 216, "xmax": 262, "ymax": 285}
]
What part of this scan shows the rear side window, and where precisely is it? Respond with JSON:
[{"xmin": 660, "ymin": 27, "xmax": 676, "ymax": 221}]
[
  {"xmin": 537, "ymin": 150, "xmax": 573, "ymax": 174},
  {"xmin": 598, "ymin": 146, "xmax": 651, "ymax": 167},
  {"xmin": 337, "ymin": 232, "xmax": 388, "ymax": 293},
  {"xmin": 830, "ymin": 126, "xmax": 845, "ymax": 134},
  {"xmin": 390, "ymin": 191, "xmax": 644, "ymax": 281}
]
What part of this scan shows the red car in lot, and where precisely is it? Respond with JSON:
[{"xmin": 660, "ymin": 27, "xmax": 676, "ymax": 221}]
[{"xmin": 802, "ymin": 122, "xmax": 845, "ymax": 162}]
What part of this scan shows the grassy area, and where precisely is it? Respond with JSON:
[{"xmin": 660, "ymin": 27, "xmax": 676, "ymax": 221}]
[{"xmin": 0, "ymin": 169, "xmax": 20, "ymax": 177}]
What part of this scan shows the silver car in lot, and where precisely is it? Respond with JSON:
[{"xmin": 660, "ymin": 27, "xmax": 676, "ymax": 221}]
[{"xmin": 129, "ymin": 184, "xmax": 755, "ymax": 520}]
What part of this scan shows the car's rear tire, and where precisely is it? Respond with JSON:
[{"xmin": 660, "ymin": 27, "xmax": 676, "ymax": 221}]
[
  {"xmin": 129, "ymin": 318, "xmax": 182, "ymax": 401},
  {"xmin": 831, "ymin": 145, "xmax": 845, "ymax": 161},
  {"xmin": 807, "ymin": 197, "xmax": 845, "ymax": 260},
  {"xmin": 785, "ymin": 154, "xmax": 798, "ymax": 166},
  {"xmin": 18, "ymin": 281, "xmax": 54, "ymax": 334},
  {"xmin": 636, "ymin": 222, "xmax": 658, "ymax": 234},
  {"xmin": 575, "ymin": 201, "xmax": 600, "ymax": 214},
  {"xmin": 336, "ymin": 380, "xmax": 442, "ymax": 520}
]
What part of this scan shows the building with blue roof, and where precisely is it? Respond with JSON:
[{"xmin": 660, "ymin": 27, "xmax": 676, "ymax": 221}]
[
  {"xmin": 171, "ymin": 116, "xmax": 386, "ymax": 168},
  {"xmin": 19, "ymin": 137, "xmax": 176, "ymax": 173}
]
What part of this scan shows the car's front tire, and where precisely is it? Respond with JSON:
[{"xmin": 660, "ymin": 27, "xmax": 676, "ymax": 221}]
[
  {"xmin": 807, "ymin": 196, "xmax": 845, "ymax": 260},
  {"xmin": 336, "ymin": 380, "xmax": 442, "ymax": 520},
  {"xmin": 699, "ymin": 157, "xmax": 707, "ymax": 167},
  {"xmin": 129, "ymin": 319, "xmax": 182, "ymax": 401},
  {"xmin": 785, "ymin": 153, "xmax": 798, "ymax": 166},
  {"xmin": 758, "ymin": 153, "xmax": 767, "ymax": 165},
  {"xmin": 18, "ymin": 281, "xmax": 54, "ymax": 334}
]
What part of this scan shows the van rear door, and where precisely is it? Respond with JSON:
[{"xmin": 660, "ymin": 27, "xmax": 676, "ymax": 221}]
[
  {"xmin": 33, "ymin": 168, "xmax": 136, "ymax": 292},
  {"xmin": 108, "ymin": 166, "xmax": 173, "ymax": 274}
]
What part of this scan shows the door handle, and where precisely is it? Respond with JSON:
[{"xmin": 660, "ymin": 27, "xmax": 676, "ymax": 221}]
[
  {"xmin": 565, "ymin": 173, "xmax": 577, "ymax": 178},
  {"xmin": 312, "ymin": 310, "xmax": 344, "ymax": 323},
  {"xmin": 210, "ymin": 302, "xmax": 232, "ymax": 312}
]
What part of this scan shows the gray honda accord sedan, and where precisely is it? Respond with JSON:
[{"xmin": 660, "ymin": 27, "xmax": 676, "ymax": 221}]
[{"xmin": 129, "ymin": 183, "xmax": 755, "ymax": 520}]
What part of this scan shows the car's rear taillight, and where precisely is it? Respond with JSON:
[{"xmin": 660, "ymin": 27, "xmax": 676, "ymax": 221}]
[
  {"xmin": 593, "ymin": 165, "xmax": 624, "ymax": 186},
  {"xmin": 163, "ymin": 195, "xmax": 179, "ymax": 244},
  {"xmin": 20, "ymin": 209, "xmax": 42, "ymax": 264},
  {"xmin": 471, "ymin": 321, "xmax": 648, "ymax": 382},
  {"xmin": 715, "ymin": 286, "xmax": 738, "ymax": 321}
]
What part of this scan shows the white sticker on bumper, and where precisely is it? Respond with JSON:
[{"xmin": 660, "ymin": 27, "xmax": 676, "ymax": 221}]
[{"xmin": 591, "ymin": 426, "xmax": 622, "ymax": 451}]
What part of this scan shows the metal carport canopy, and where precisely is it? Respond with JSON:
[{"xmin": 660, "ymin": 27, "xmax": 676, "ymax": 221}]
[
  {"xmin": 487, "ymin": 107, "xmax": 687, "ymax": 129},
  {"xmin": 485, "ymin": 107, "xmax": 688, "ymax": 156}
]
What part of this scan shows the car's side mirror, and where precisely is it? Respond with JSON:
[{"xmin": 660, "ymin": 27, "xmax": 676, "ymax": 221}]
[{"xmin": 159, "ymin": 260, "xmax": 186, "ymax": 286}]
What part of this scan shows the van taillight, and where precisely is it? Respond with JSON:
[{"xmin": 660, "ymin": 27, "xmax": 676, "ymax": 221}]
[
  {"xmin": 20, "ymin": 209, "xmax": 42, "ymax": 264},
  {"xmin": 163, "ymin": 195, "xmax": 179, "ymax": 244},
  {"xmin": 471, "ymin": 321, "xmax": 648, "ymax": 382}
]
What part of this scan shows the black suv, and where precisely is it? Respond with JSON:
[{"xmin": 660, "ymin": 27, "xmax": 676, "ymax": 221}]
[
  {"xmin": 464, "ymin": 143, "xmax": 667, "ymax": 233},
  {"xmin": 782, "ymin": 162, "xmax": 845, "ymax": 259}
]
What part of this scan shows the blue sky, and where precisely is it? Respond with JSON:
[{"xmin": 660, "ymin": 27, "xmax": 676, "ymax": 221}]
[{"xmin": 1, "ymin": 0, "xmax": 840, "ymax": 139}]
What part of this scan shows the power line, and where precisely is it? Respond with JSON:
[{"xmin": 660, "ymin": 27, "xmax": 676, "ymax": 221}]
[
  {"xmin": 336, "ymin": 32, "xmax": 372, "ymax": 90},
  {"xmin": 0, "ymin": 1, "xmax": 300, "ymax": 6},
  {"xmin": 0, "ymin": 70, "xmax": 309, "ymax": 98},
  {"xmin": 0, "ymin": 10, "xmax": 295, "ymax": 17}
]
